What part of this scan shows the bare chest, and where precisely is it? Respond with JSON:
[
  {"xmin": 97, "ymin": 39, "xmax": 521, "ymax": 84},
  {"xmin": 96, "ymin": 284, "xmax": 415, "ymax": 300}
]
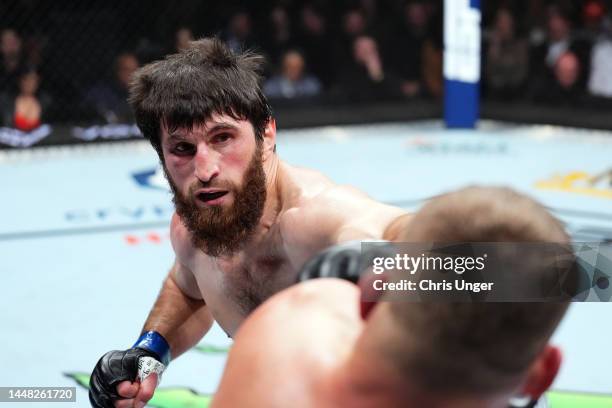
[
  {"xmin": 188, "ymin": 230, "xmax": 301, "ymax": 335},
  {"xmin": 217, "ymin": 247, "xmax": 298, "ymax": 313}
]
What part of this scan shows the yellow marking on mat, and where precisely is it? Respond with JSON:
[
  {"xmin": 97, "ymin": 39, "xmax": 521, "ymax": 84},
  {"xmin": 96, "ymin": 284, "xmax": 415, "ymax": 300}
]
[{"xmin": 536, "ymin": 170, "xmax": 612, "ymax": 199}]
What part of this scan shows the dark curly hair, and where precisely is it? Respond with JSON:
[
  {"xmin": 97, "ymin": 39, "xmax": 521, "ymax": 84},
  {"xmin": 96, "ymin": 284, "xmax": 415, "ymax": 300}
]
[{"xmin": 128, "ymin": 37, "xmax": 272, "ymax": 160}]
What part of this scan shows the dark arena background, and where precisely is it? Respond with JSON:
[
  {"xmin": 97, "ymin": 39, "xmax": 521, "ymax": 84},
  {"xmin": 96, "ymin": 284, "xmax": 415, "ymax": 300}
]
[{"xmin": 1, "ymin": 1, "xmax": 611, "ymax": 407}]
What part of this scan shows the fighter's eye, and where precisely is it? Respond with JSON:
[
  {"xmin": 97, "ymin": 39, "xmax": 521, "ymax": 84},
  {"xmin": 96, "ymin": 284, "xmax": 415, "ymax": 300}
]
[
  {"xmin": 212, "ymin": 133, "xmax": 232, "ymax": 144},
  {"xmin": 172, "ymin": 142, "xmax": 195, "ymax": 156}
]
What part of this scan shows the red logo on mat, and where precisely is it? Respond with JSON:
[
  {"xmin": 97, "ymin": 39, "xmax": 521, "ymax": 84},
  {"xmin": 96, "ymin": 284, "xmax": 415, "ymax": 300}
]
[{"xmin": 125, "ymin": 232, "xmax": 170, "ymax": 245}]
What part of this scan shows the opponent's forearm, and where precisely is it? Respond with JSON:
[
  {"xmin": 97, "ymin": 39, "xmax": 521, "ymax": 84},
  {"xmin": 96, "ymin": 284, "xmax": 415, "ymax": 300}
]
[{"xmin": 141, "ymin": 272, "xmax": 213, "ymax": 359}]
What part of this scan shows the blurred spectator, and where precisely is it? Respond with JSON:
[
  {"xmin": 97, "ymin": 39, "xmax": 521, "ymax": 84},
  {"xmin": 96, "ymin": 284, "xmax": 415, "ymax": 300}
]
[
  {"xmin": 83, "ymin": 52, "xmax": 139, "ymax": 123},
  {"xmin": 3, "ymin": 0, "xmax": 612, "ymax": 124},
  {"xmin": 23, "ymin": 34, "xmax": 47, "ymax": 69},
  {"xmin": 333, "ymin": 8, "xmax": 370, "ymax": 73},
  {"xmin": 261, "ymin": 5, "xmax": 294, "ymax": 65},
  {"xmin": 357, "ymin": 0, "xmax": 393, "ymax": 56},
  {"xmin": 175, "ymin": 27, "xmax": 194, "ymax": 52},
  {"xmin": 360, "ymin": 0, "xmax": 379, "ymax": 26},
  {"xmin": 392, "ymin": 1, "xmax": 431, "ymax": 98},
  {"xmin": 484, "ymin": 9, "xmax": 529, "ymax": 100},
  {"xmin": 1, "ymin": 66, "xmax": 51, "ymax": 131},
  {"xmin": 222, "ymin": 10, "xmax": 257, "ymax": 54},
  {"xmin": 531, "ymin": 51, "xmax": 584, "ymax": 105},
  {"xmin": 556, "ymin": 52, "xmax": 581, "ymax": 89},
  {"xmin": 295, "ymin": 4, "xmax": 333, "ymax": 87},
  {"xmin": 545, "ymin": 7, "xmax": 572, "ymax": 67},
  {"xmin": 264, "ymin": 49, "xmax": 322, "ymax": 100},
  {"xmin": 337, "ymin": 35, "xmax": 402, "ymax": 102},
  {"xmin": 530, "ymin": 7, "xmax": 574, "ymax": 82},
  {"xmin": 0, "ymin": 29, "xmax": 26, "ymax": 94},
  {"xmin": 588, "ymin": 17, "xmax": 612, "ymax": 98},
  {"xmin": 579, "ymin": 0, "xmax": 607, "ymax": 41},
  {"xmin": 421, "ymin": 8, "xmax": 444, "ymax": 99},
  {"xmin": 525, "ymin": 0, "xmax": 549, "ymax": 45},
  {"xmin": 344, "ymin": 8, "xmax": 368, "ymax": 37}
]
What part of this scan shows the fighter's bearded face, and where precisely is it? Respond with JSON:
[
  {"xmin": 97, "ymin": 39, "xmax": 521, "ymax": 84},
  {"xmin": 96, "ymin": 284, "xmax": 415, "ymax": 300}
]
[{"xmin": 161, "ymin": 114, "xmax": 267, "ymax": 257}]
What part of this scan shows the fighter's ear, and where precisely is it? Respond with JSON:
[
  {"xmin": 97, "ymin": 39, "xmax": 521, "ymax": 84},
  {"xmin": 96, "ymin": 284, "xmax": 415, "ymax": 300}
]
[
  {"xmin": 520, "ymin": 345, "xmax": 562, "ymax": 400},
  {"xmin": 358, "ymin": 271, "xmax": 385, "ymax": 320},
  {"xmin": 262, "ymin": 118, "xmax": 277, "ymax": 160}
]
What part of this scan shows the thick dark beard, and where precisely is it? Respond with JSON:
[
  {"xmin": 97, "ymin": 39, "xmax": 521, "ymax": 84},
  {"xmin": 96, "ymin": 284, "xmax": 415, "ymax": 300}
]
[{"xmin": 166, "ymin": 146, "xmax": 267, "ymax": 257}]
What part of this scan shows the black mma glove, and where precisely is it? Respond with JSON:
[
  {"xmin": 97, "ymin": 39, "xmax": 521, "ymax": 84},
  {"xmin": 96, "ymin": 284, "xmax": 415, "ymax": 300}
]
[
  {"xmin": 298, "ymin": 240, "xmax": 393, "ymax": 284},
  {"xmin": 89, "ymin": 331, "xmax": 170, "ymax": 408}
]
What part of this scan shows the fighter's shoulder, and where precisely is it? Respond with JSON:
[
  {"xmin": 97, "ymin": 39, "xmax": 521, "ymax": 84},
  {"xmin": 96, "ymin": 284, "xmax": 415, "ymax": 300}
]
[
  {"xmin": 314, "ymin": 183, "xmax": 373, "ymax": 205},
  {"xmin": 214, "ymin": 279, "xmax": 361, "ymax": 407},
  {"xmin": 285, "ymin": 166, "xmax": 360, "ymax": 208},
  {"xmin": 278, "ymin": 183, "xmax": 348, "ymax": 243},
  {"xmin": 270, "ymin": 279, "xmax": 354, "ymax": 317},
  {"xmin": 234, "ymin": 278, "xmax": 361, "ymax": 349},
  {"xmin": 290, "ymin": 182, "xmax": 384, "ymax": 223},
  {"xmin": 234, "ymin": 279, "xmax": 362, "ymax": 378},
  {"xmin": 278, "ymin": 166, "xmax": 338, "ymax": 230},
  {"xmin": 271, "ymin": 278, "xmax": 360, "ymax": 316},
  {"xmin": 285, "ymin": 165, "xmax": 335, "ymax": 197}
]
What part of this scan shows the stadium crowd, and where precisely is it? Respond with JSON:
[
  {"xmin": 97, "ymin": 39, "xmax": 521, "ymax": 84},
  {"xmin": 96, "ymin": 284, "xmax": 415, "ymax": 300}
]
[{"xmin": 1, "ymin": 0, "xmax": 612, "ymax": 130}]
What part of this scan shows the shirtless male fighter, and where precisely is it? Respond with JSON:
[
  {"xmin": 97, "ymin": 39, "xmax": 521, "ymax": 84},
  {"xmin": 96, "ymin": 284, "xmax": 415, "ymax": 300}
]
[
  {"xmin": 89, "ymin": 38, "xmax": 409, "ymax": 408},
  {"xmin": 211, "ymin": 187, "xmax": 577, "ymax": 408}
]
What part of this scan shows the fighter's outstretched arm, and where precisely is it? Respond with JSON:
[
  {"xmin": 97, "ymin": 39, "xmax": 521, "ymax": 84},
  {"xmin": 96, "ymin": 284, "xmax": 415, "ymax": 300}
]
[
  {"xmin": 89, "ymin": 261, "xmax": 212, "ymax": 408},
  {"xmin": 140, "ymin": 260, "xmax": 213, "ymax": 359}
]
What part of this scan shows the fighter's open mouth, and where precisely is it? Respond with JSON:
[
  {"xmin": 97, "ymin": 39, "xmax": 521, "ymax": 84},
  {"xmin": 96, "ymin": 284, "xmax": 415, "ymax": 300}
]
[{"xmin": 197, "ymin": 191, "xmax": 228, "ymax": 202}]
